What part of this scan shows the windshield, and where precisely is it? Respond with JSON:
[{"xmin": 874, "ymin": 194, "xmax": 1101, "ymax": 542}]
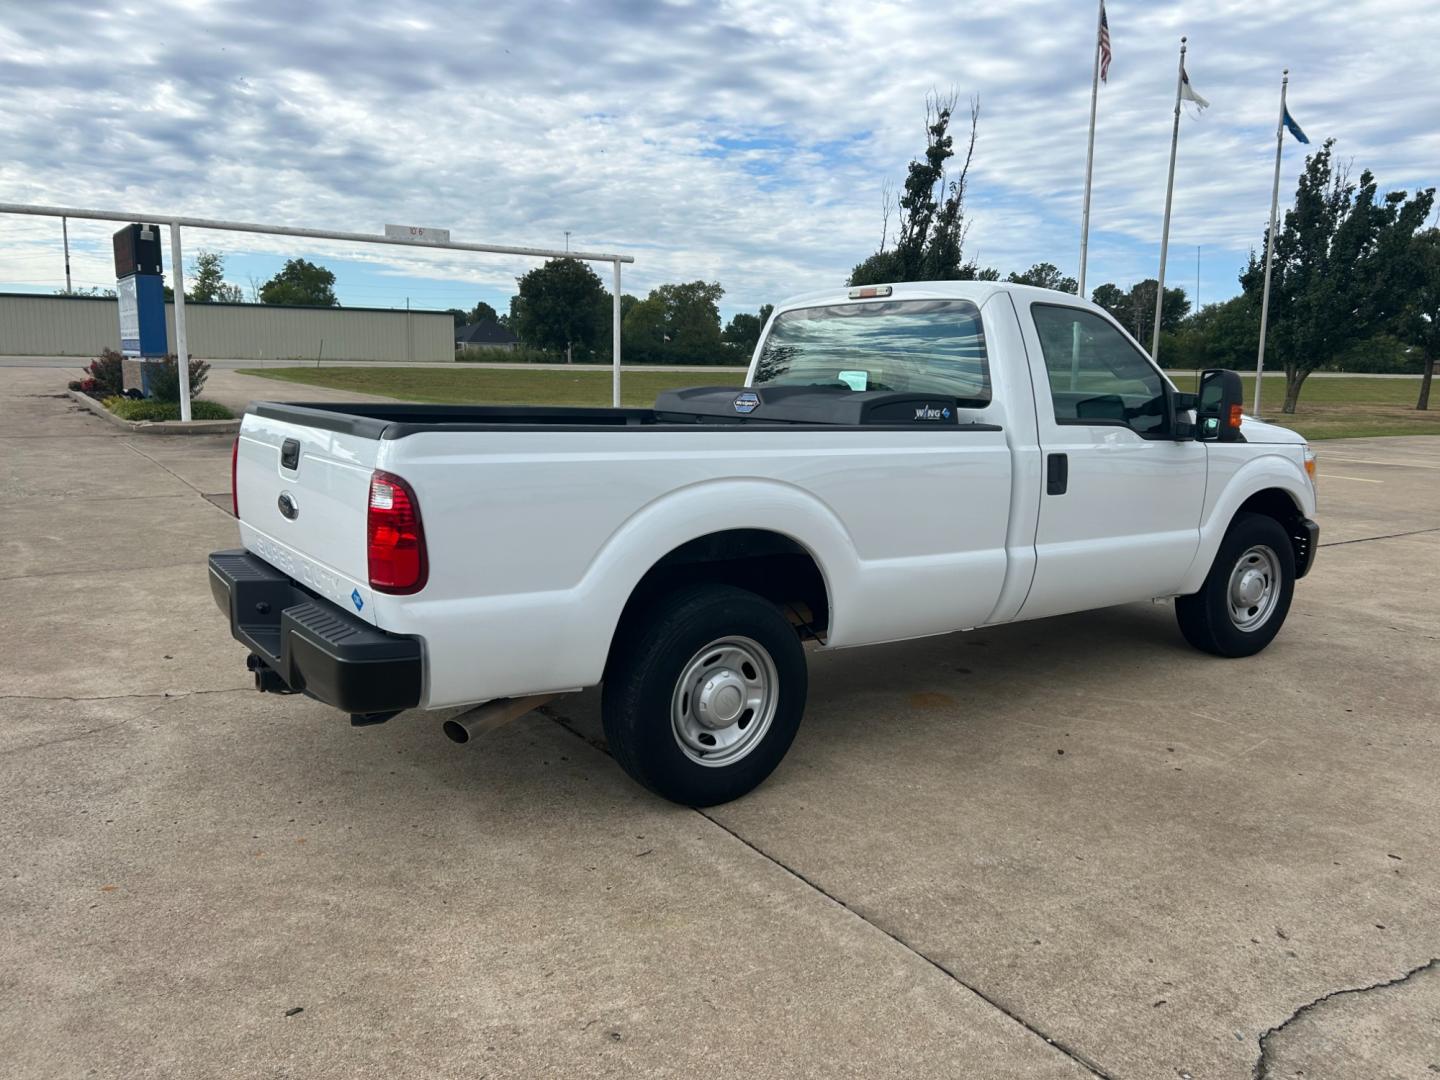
[{"xmin": 752, "ymin": 299, "xmax": 990, "ymax": 405}]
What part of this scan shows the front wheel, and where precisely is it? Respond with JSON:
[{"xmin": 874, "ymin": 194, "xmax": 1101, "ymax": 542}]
[
  {"xmin": 1176, "ymin": 512, "xmax": 1295, "ymax": 657},
  {"xmin": 602, "ymin": 584, "xmax": 807, "ymax": 806}
]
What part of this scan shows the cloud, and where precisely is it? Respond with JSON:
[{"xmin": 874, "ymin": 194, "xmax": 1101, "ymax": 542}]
[{"xmin": 1, "ymin": 0, "xmax": 1435, "ymax": 316}]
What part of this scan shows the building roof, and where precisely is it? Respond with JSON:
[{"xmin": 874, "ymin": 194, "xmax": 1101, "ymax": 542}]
[{"xmin": 455, "ymin": 320, "xmax": 518, "ymax": 345}]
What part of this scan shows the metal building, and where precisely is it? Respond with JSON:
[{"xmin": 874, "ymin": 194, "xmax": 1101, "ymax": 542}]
[{"xmin": 0, "ymin": 293, "xmax": 454, "ymax": 362}]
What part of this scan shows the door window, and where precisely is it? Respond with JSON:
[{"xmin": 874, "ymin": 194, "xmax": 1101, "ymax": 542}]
[{"xmin": 1030, "ymin": 304, "xmax": 1169, "ymax": 436}]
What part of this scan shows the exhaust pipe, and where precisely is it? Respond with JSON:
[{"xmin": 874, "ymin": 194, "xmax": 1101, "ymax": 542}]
[{"xmin": 443, "ymin": 694, "xmax": 557, "ymax": 745}]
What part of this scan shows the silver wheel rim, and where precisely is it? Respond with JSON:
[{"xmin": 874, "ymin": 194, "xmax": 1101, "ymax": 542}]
[
  {"xmin": 1227, "ymin": 544, "xmax": 1282, "ymax": 632},
  {"xmin": 670, "ymin": 636, "xmax": 778, "ymax": 768}
]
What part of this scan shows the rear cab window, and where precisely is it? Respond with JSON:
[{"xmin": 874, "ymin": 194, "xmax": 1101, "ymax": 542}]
[
  {"xmin": 752, "ymin": 299, "xmax": 991, "ymax": 406},
  {"xmin": 1029, "ymin": 304, "xmax": 1171, "ymax": 437}
]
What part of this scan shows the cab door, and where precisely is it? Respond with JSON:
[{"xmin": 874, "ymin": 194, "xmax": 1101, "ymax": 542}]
[{"xmin": 1012, "ymin": 298, "xmax": 1206, "ymax": 621}]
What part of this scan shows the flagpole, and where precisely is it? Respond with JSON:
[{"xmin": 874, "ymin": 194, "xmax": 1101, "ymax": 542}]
[
  {"xmin": 1077, "ymin": 0, "xmax": 1104, "ymax": 298},
  {"xmin": 1152, "ymin": 36, "xmax": 1186, "ymax": 360},
  {"xmin": 1254, "ymin": 70, "xmax": 1289, "ymax": 419}
]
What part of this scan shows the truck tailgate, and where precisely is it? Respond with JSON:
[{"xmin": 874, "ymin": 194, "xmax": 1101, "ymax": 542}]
[{"xmin": 235, "ymin": 410, "xmax": 381, "ymax": 621}]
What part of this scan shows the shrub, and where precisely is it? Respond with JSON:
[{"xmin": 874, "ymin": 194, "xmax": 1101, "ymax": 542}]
[
  {"xmin": 104, "ymin": 397, "xmax": 233, "ymax": 422},
  {"xmin": 456, "ymin": 345, "xmax": 567, "ymax": 364},
  {"xmin": 81, "ymin": 348, "xmax": 126, "ymax": 397},
  {"xmin": 147, "ymin": 355, "xmax": 211, "ymax": 401}
]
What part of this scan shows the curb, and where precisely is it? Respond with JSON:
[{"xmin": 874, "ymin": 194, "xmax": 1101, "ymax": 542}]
[{"xmin": 66, "ymin": 389, "xmax": 241, "ymax": 436}]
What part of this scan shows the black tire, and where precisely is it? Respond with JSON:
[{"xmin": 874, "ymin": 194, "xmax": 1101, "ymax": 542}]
[
  {"xmin": 1176, "ymin": 512, "xmax": 1295, "ymax": 657},
  {"xmin": 602, "ymin": 584, "xmax": 807, "ymax": 806}
]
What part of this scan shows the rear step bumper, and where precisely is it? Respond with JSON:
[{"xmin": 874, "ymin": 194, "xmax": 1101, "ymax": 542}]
[{"xmin": 208, "ymin": 549, "xmax": 422, "ymax": 714}]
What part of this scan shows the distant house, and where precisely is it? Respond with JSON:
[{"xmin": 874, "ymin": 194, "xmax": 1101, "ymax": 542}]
[{"xmin": 455, "ymin": 320, "xmax": 519, "ymax": 352}]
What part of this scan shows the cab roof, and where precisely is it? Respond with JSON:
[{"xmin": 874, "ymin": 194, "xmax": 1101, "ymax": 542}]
[{"xmin": 773, "ymin": 280, "xmax": 1104, "ymax": 316}]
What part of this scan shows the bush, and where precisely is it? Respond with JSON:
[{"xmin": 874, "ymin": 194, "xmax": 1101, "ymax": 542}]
[
  {"xmin": 147, "ymin": 355, "xmax": 211, "ymax": 401},
  {"xmin": 103, "ymin": 397, "xmax": 233, "ymax": 422},
  {"xmin": 456, "ymin": 345, "xmax": 568, "ymax": 364},
  {"xmin": 80, "ymin": 348, "xmax": 125, "ymax": 397}
]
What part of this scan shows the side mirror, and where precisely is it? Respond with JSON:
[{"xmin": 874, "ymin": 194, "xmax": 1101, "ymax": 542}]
[{"xmin": 1196, "ymin": 369, "xmax": 1245, "ymax": 442}]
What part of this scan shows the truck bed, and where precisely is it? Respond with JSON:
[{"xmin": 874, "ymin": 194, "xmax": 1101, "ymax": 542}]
[
  {"xmin": 234, "ymin": 392, "xmax": 1018, "ymax": 708},
  {"xmin": 248, "ymin": 384, "xmax": 1004, "ymax": 440}
]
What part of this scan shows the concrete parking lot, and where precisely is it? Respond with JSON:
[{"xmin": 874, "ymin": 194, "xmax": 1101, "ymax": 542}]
[{"xmin": 3, "ymin": 365, "xmax": 1437, "ymax": 1079}]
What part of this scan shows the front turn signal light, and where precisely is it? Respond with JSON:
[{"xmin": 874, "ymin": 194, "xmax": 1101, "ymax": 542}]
[{"xmin": 1303, "ymin": 445, "xmax": 1317, "ymax": 482}]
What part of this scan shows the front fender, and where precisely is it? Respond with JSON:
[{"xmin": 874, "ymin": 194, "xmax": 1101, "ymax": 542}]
[{"xmin": 1179, "ymin": 448, "xmax": 1315, "ymax": 595}]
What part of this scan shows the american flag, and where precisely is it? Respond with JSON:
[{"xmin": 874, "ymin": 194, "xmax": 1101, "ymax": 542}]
[{"xmin": 1098, "ymin": 2, "xmax": 1112, "ymax": 83}]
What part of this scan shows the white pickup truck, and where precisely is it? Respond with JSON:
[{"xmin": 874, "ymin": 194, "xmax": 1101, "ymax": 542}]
[{"xmin": 210, "ymin": 281, "xmax": 1319, "ymax": 805}]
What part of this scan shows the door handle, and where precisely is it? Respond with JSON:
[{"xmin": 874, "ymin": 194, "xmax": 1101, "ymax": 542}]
[{"xmin": 1046, "ymin": 453, "xmax": 1068, "ymax": 496}]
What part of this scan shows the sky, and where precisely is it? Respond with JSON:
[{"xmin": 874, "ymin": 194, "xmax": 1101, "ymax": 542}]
[{"xmin": 1, "ymin": 0, "xmax": 1437, "ymax": 323}]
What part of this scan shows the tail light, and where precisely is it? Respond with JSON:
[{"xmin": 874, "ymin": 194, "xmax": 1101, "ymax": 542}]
[
  {"xmin": 367, "ymin": 470, "xmax": 427, "ymax": 594},
  {"xmin": 230, "ymin": 437, "xmax": 240, "ymax": 518}
]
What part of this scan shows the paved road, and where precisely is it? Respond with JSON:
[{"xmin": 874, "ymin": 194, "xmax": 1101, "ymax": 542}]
[{"xmin": 2, "ymin": 367, "xmax": 1437, "ymax": 1078}]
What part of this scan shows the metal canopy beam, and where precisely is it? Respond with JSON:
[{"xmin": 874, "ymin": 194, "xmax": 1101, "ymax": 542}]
[
  {"xmin": 0, "ymin": 201, "xmax": 634, "ymax": 410},
  {"xmin": 0, "ymin": 203, "xmax": 634, "ymax": 264}
]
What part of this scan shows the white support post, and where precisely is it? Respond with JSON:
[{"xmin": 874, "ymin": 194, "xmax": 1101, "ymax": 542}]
[
  {"xmin": 1076, "ymin": 0, "xmax": 1104, "ymax": 299},
  {"xmin": 1255, "ymin": 71, "xmax": 1289, "ymax": 420},
  {"xmin": 169, "ymin": 222, "xmax": 192, "ymax": 422},
  {"xmin": 1152, "ymin": 37, "xmax": 1186, "ymax": 361},
  {"xmin": 612, "ymin": 260, "xmax": 622, "ymax": 407}
]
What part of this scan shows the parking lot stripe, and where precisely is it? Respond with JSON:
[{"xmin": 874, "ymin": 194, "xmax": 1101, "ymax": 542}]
[{"xmin": 1320, "ymin": 455, "xmax": 1440, "ymax": 470}]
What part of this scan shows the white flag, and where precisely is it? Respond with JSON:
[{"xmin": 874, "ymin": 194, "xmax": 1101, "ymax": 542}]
[{"xmin": 1180, "ymin": 63, "xmax": 1209, "ymax": 111}]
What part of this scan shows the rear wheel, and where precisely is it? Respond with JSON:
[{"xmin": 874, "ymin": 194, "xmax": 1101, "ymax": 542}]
[
  {"xmin": 602, "ymin": 584, "xmax": 807, "ymax": 806},
  {"xmin": 1176, "ymin": 512, "xmax": 1295, "ymax": 657}
]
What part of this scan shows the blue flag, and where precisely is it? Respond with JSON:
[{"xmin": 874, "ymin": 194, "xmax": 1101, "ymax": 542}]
[{"xmin": 1283, "ymin": 105, "xmax": 1309, "ymax": 144}]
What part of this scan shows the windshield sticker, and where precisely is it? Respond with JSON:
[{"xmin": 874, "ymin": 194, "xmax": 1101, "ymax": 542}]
[
  {"xmin": 733, "ymin": 391, "xmax": 760, "ymax": 414},
  {"xmin": 837, "ymin": 370, "xmax": 869, "ymax": 391}
]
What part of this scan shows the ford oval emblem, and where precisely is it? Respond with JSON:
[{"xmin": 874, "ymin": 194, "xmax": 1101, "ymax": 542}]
[
  {"xmin": 733, "ymin": 391, "xmax": 760, "ymax": 415},
  {"xmin": 277, "ymin": 491, "xmax": 299, "ymax": 520}
]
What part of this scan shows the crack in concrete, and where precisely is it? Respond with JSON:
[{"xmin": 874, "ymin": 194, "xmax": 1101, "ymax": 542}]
[
  {"xmin": 0, "ymin": 687, "xmax": 247, "ymax": 704},
  {"xmin": 541, "ymin": 705, "xmax": 1116, "ymax": 1079},
  {"xmin": 0, "ymin": 688, "xmax": 250, "ymax": 754},
  {"xmin": 1251, "ymin": 957, "xmax": 1440, "ymax": 1080},
  {"xmin": 1319, "ymin": 526, "xmax": 1440, "ymax": 548}
]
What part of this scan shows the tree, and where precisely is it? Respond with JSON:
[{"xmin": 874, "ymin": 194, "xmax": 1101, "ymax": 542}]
[
  {"xmin": 1090, "ymin": 281, "xmax": 1187, "ymax": 342},
  {"xmin": 1392, "ymin": 228, "xmax": 1440, "ymax": 410},
  {"xmin": 444, "ymin": 308, "xmax": 468, "ymax": 328},
  {"xmin": 187, "ymin": 250, "xmax": 244, "ymax": 303},
  {"xmin": 1163, "ymin": 295, "xmax": 1258, "ymax": 371},
  {"xmin": 510, "ymin": 258, "xmax": 607, "ymax": 362},
  {"xmin": 259, "ymin": 258, "xmax": 339, "ymax": 307},
  {"xmin": 1240, "ymin": 140, "xmax": 1435, "ymax": 412},
  {"xmin": 722, "ymin": 303, "xmax": 774, "ymax": 360},
  {"xmin": 621, "ymin": 281, "xmax": 727, "ymax": 365},
  {"xmin": 1007, "ymin": 262, "xmax": 1077, "ymax": 294},
  {"xmin": 467, "ymin": 300, "xmax": 499, "ymax": 325},
  {"xmin": 1090, "ymin": 283, "xmax": 1126, "ymax": 317},
  {"xmin": 850, "ymin": 93, "xmax": 991, "ymax": 285},
  {"xmin": 55, "ymin": 285, "xmax": 115, "ymax": 298}
]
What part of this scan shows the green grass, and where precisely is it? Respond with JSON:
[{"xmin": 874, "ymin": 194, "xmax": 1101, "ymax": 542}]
[
  {"xmin": 1163, "ymin": 373, "xmax": 1439, "ymax": 440},
  {"xmin": 236, "ymin": 366, "xmax": 1438, "ymax": 441},
  {"xmin": 105, "ymin": 397, "xmax": 234, "ymax": 421},
  {"xmin": 237, "ymin": 366, "xmax": 740, "ymax": 409}
]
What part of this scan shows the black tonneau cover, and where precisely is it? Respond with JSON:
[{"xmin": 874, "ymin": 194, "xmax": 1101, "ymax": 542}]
[{"xmin": 248, "ymin": 388, "xmax": 1000, "ymax": 440}]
